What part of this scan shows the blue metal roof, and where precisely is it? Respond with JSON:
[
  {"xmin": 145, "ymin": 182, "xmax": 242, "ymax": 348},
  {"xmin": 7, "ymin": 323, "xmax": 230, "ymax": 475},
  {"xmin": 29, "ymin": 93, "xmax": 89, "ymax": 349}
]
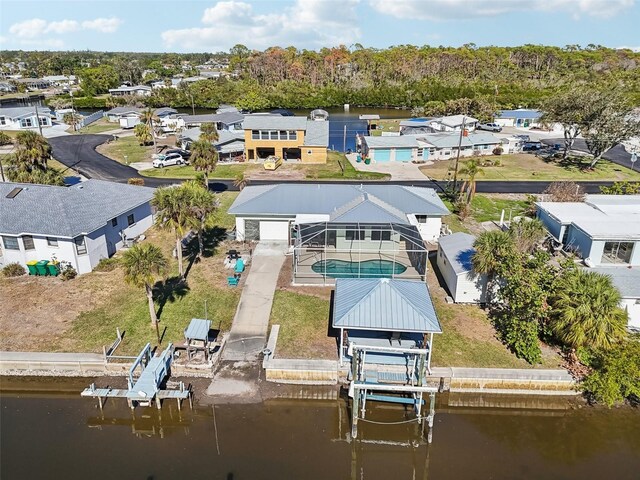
[
  {"xmin": 497, "ymin": 109, "xmax": 542, "ymax": 120},
  {"xmin": 333, "ymin": 278, "xmax": 442, "ymax": 333},
  {"xmin": 185, "ymin": 318, "xmax": 211, "ymax": 341}
]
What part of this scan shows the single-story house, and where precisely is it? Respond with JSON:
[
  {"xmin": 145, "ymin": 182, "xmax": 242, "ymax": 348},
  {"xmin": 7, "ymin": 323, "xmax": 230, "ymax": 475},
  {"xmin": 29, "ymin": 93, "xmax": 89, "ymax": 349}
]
[
  {"xmin": 243, "ymin": 115, "xmax": 329, "ymax": 163},
  {"xmin": 42, "ymin": 75, "xmax": 76, "ymax": 87},
  {"xmin": 104, "ymin": 106, "xmax": 142, "ymax": 122},
  {"xmin": 589, "ymin": 267, "xmax": 640, "ymax": 331},
  {"xmin": 180, "ymin": 127, "xmax": 245, "ymax": 161},
  {"xmin": 500, "ymin": 136, "xmax": 523, "ymax": 154},
  {"xmin": 179, "ymin": 111, "xmax": 244, "ymax": 131},
  {"xmin": 0, "ymin": 107, "xmax": 54, "ymax": 130},
  {"xmin": 537, "ymin": 195, "xmax": 640, "ymax": 267},
  {"xmin": 333, "ymin": 278, "xmax": 442, "ymax": 368},
  {"xmin": 0, "ymin": 81, "xmax": 16, "ymax": 93},
  {"xmin": 0, "ymin": 180, "xmax": 154, "ymax": 275},
  {"xmin": 229, "ymin": 183, "xmax": 450, "ymax": 285},
  {"xmin": 495, "ymin": 109, "xmax": 543, "ymax": 128},
  {"xmin": 13, "ymin": 78, "xmax": 51, "ymax": 90},
  {"xmin": 108, "ymin": 85, "xmax": 152, "ymax": 97},
  {"xmin": 358, "ymin": 131, "xmax": 501, "ymax": 163},
  {"xmin": 436, "ymin": 232, "xmax": 488, "ymax": 303},
  {"xmin": 428, "ymin": 115, "xmax": 479, "ymax": 132},
  {"xmin": 399, "ymin": 118, "xmax": 437, "ymax": 135}
]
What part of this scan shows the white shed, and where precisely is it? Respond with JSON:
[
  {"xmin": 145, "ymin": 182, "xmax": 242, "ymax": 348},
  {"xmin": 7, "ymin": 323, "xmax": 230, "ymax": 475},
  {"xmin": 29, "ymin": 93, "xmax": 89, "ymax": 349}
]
[{"xmin": 436, "ymin": 232, "xmax": 488, "ymax": 303}]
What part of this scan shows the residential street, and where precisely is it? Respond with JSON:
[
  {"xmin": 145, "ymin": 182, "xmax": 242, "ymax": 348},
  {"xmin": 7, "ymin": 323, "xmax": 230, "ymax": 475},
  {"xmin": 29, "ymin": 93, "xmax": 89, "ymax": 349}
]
[{"xmin": 541, "ymin": 138, "xmax": 637, "ymax": 170}]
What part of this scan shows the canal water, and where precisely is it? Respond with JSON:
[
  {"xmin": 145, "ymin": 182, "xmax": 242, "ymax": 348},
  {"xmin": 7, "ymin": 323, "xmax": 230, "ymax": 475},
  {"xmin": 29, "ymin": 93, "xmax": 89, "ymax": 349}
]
[{"xmin": 1, "ymin": 379, "xmax": 639, "ymax": 480}]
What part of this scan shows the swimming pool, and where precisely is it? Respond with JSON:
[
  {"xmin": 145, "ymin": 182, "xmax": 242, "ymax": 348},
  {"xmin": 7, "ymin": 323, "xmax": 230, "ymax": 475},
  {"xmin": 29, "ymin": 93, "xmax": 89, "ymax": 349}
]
[{"xmin": 311, "ymin": 259, "xmax": 407, "ymax": 278}]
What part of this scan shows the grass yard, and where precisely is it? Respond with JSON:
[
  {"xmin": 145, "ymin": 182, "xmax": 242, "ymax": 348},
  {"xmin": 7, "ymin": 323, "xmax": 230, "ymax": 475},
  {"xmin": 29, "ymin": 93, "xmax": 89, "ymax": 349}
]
[
  {"xmin": 141, "ymin": 163, "xmax": 255, "ymax": 179},
  {"xmin": 370, "ymin": 118, "xmax": 405, "ymax": 136},
  {"xmin": 420, "ymin": 153, "xmax": 640, "ymax": 182},
  {"xmin": 0, "ymin": 129, "xmax": 21, "ymax": 139},
  {"xmin": 74, "ymin": 118, "xmax": 118, "ymax": 134},
  {"xmin": 296, "ymin": 151, "xmax": 389, "ymax": 180},
  {"xmin": 0, "ymin": 192, "xmax": 242, "ymax": 355},
  {"xmin": 98, "ymin": 135, "xmax": 153, "ymax": 165}
]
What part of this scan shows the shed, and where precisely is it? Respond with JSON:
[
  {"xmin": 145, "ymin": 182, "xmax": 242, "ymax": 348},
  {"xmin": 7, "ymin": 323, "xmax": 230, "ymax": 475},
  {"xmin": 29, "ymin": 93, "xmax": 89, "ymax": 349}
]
[
  {"xmin": 436, "ymin": 232, "xmax": 488, "ymax": 303},
  {"xmin": 333, "ymin": 278, "xmax": 442, "ymax": 366}
]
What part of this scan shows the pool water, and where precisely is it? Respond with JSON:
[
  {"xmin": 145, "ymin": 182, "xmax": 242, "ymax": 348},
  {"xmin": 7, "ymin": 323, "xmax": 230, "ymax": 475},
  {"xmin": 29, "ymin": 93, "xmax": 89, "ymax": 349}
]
[{"xmin": 311, "ymin": 259, "xmax": 407, "ymax": 278}]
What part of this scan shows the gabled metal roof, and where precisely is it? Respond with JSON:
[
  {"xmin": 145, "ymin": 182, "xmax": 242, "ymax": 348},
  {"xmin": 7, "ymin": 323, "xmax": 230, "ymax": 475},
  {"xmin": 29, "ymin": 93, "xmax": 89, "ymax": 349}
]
[{"xmin": 333, "ymin": 278, "xmax": 442, "ymax": 333}]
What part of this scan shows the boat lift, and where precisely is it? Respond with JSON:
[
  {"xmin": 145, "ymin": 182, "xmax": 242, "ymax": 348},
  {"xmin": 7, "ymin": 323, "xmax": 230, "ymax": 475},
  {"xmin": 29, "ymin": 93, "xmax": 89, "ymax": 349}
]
[
  {"xmin": 348, "ymin": 343, "xmax": 437, "ymax": 441},
  {"xmin": 81, "ymin": 343, "xmax": 192, "ymax": 411}
]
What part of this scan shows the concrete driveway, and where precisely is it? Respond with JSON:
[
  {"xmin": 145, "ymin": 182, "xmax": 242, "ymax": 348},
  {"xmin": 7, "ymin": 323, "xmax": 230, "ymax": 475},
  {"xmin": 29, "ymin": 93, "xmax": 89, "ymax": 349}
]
[{"xmin": 222, "ymin": 242, "xmax": 287, "ymax": 362}]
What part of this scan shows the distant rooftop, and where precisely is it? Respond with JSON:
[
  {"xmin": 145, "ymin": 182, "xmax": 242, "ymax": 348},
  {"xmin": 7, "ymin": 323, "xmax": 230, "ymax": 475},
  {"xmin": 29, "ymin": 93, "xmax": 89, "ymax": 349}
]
[{"xmin": 497, "ymin": 109, "xmax": 542, "ymax": 120}]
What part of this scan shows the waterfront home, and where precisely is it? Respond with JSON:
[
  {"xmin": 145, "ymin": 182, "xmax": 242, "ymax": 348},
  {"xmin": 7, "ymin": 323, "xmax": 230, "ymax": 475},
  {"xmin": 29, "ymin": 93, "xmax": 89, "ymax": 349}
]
[
  {"xmin": 436, "ymin": 232, "xmax": 488, "ymax": 303},
  {"xmin": 428, "ymin": 115, "xmax": 479, "ymax": 132},
  {"xmin": 589, "ymin": 267, "xmax": 640, "ymax": 331},
  {"xmin": 357, "ymin": 131, "xmax": 501, "ymax": 163},
  {"xmin": 242, "ymin": 115, "xmax": 329, "ymax": 163},
  {"xmin": 0, "ymin": 107, "xmax": 54, "ymax": 130},
  {"xmin": 333, "ymin": 278, "xmax": 442, "ymax": 368},
  {"xmin": 0, "ymin": 180, "xmax": 154, "ymax": 275},
  {"xmin": 13, "ymin": 77, "xmax": 51, "ymax": 90},
  {"xmin": 41, "ymin": 75, "xmax": 76, "ymax": 87},
  {"xmin": 228, "ymin": 183, "xmax": 449, "ymax": 285},
  {"xmin": 180, "ymin": 111, "xmax": 244, "ymax": 130},
  {"xmin": 104, "ymin": 106, "xmax": 142, "ymax": 122},
  {"xmin": 495, "ymin": 109, "xmax": 543, "ymax": 128},
  {"xmin": 536, "ymin": 195, "xmax": 640, "ymax": 267},
  {"xmin": 180, "ymin": 127, "xmax": 245, "ymax": 161},
  {"xmin": 108, "ymin": 85, "xmax": 152, "ymax": 97}
]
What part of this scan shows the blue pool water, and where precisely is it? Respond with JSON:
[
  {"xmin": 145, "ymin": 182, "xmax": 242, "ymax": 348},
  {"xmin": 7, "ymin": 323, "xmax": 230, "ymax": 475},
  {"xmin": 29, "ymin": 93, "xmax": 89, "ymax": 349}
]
[{"xmin": 311, "ymin": 259, "xmax": 407, "ymax": 278}]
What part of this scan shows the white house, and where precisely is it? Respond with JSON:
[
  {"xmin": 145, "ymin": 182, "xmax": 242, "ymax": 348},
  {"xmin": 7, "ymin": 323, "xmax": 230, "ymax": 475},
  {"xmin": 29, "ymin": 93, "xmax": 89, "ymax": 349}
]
[
  {"xmin": 495, "ymin": 109, "xmax": 543, "ymax": 128},
  {"xmin": 104, "ymin": 106, "xmax": 142, "ymax": 122},
  {"xmin": 590, "ymin": 267, "xmax": 640, "ymax": 331},
  {"xmin": 178, "ymin": 112, "xmax": 244, "ymax": 130},
  {"xmin": 0, "ymin": 180, "xmax": 154, "ymax": 275},
  {"xmin": 180, "ymin": 127, "xmax": 245, "ymax": 161},
  {"xmin": 436, "ymin": 232, "xmax": 488, "ymax": 303},
  {"xmin": 428, "ymin": 115, "xmax": 479, "ymax": 132},
  {"xmin": 108, "ymin": 85, "xmax": 152, "ymax": 97},
  {"xmin": 359, "ymin": 131, "xmax": 501, "ymax": 163},
  {"xmin": 0, "ymin": 107, "xmax": 54, "ymax": 130}
]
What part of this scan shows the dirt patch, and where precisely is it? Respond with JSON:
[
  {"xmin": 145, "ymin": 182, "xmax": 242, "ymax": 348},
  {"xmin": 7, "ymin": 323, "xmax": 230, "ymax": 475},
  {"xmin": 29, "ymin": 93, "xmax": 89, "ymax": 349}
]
[
  {"xmin": 246, "ymin": 166, "xmax": 306, "ymax": 181},
  {"xmin": 276, "ymin": 257, "xmax": 332, "ymax": 300}
]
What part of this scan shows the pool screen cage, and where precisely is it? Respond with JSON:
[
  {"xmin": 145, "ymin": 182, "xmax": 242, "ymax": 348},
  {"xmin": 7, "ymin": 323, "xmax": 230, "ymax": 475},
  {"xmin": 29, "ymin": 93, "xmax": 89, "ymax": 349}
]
[{"xmin": 292, "ymin": 222, "xmax": 428, "ymax": 286}]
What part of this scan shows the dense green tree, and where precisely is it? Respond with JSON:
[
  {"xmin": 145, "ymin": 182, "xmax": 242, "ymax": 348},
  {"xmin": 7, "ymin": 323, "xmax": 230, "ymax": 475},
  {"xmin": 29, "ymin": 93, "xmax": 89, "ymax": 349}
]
[{"xmin": 78, "ymin": 64, "xmax": 119, "ymax": 96}]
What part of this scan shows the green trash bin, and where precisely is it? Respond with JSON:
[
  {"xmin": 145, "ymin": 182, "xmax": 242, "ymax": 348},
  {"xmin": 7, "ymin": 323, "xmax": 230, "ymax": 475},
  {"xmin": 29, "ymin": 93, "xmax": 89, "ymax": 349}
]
[
  {"xmin": 26, "ymin": 260, "xmax": 38, "ymax": 276},
  {"xmin": 47, "ymin": 262, "xmax": 60, "ymax": 276},
  {"xmin": 35, "ymin": 260, "xmax": 50, "ymax": 276}
]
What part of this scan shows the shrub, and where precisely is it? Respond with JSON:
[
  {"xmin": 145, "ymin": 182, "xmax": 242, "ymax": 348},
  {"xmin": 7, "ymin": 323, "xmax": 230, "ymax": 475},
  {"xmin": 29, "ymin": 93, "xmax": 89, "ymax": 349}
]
[
  {"xmin": 0, "ymin": 131, "xmax": 13, "ymax": 146},
  {"xmin": 2, "ymin": 262, "xmax": 26, "ymax": 277},
  {"xmin": 493, "ymin": 146, "xmax": 503, "ymax": 155},
  {"xmin": 128, "ymin": 178, "xmax": 145, "ymax": 186},
  {"xmin": 493, "ymin": 159, "xmax": 502, "ymax": 167},
  {"xmin": 59, "ymin": 262, "xmax": 77, "ymax": 281},
  {"xmin": 94, "ymin": 257, "xmax": 120, "ymax": 272}
]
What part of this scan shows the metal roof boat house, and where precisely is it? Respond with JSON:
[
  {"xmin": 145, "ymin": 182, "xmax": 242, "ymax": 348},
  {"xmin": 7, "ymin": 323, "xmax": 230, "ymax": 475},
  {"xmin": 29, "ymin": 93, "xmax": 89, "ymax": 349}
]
[{"xmin": 228, "ymin": 183, "xmax": 450, "ymax": 286}]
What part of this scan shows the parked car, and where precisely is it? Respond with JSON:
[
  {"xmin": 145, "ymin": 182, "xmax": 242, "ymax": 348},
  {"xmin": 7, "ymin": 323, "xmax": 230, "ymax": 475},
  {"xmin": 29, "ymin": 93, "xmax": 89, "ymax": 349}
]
[
  {"xmin": 152, "ymin": 152, "xmax": 186, "ymax": 168},
  {"xmin": 166, "ymin": 148, "xmax": 191, "ymax": 159},
  {"xmin": 522, "ymin": 141, "xmax": 543, "ymax": 151},
  {"xmin": 477, "ymin": 123, "xmax": 502, "ymax": 132}
]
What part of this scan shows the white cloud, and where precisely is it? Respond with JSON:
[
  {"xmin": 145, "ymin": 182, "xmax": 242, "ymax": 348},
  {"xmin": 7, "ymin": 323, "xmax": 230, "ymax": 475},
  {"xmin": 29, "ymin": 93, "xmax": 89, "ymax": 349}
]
[
  {"xmin": 45, "ymin": 20, "xmax": 80, "ymax": 34},
  {"xmin": 81, "ymin": 17, "xmax": 123, "ymax": 33},
  {"xmin": 8, "ymin": 19, "xmax": 48, "ymax": 39},
  {"xmin": 162, "ymin": 0, "xmax": 361, "ymax": 51},
  {"xmin": 369, "ymin": 0, "xmax": 635, "ymax": 20}
]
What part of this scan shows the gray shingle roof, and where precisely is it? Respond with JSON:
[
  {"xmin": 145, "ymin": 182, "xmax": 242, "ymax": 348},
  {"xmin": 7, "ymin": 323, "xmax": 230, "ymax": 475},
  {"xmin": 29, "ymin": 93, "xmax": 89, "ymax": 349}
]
[
  {"xmin": 303, "ymin": 120, "xmax": 329, "ymax": 146},
  {"xmin": 364, "ymin": 136, "xmax": 419, "ymax": 148},
  {"xmin": 438, "ymin": 232, "xmax": 477, "ymax": 275},
  {"xmin": 105, "ymin": 106, "xmax": 142, "ymax": 116},
  {"xmin": 0, "ymin": 107, "xmax": 54, "ymax": 119},
  {"xmin": 0, "ymin": 180, "xmax": 154, "ymax": 238},
  {"xmin": 182, "ymin": 112, "xmax": 244, "ymax": 126},
  {"xmin": 228, "ymin": 184, "xmax": 450, "ymax": 222},
  {"xmin": 242, "ymin": 115, "xmax": 308, "ymax": 130},
  {"xmin": 333, "ymin": 278, "xmax": 442, "ymax": 333},
  {"xmin": 589, "ymin": 267, "xmax": 640, "ymax": 298}
]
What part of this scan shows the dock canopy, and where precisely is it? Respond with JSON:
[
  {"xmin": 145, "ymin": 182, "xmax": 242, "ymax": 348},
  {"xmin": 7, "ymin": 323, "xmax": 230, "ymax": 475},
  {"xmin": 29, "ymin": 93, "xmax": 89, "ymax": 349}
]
[
  {"xmin": 185, "ymin": 318, "xmax": 211, "ymax": 341},
  {"xmin": 333, "ymin": 278, "xmax": 442, "ymax": 333}
]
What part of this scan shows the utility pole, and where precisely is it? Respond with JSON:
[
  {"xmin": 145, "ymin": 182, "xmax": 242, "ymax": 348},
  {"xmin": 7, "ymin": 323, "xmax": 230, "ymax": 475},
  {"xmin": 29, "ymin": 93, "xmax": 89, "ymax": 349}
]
[
  {"xmin": 452, "ymin": 116, "xmax": 466, "ymax": 193},
  {"xmin": 343, "ymin": 124, "xmax": 347, "ymax": 152}
]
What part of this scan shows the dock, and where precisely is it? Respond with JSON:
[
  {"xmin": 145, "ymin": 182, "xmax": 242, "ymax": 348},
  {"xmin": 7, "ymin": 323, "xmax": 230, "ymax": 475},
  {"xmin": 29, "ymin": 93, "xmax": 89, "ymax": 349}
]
[{"xmin": 81, "ymin": 343, "xmax": 192, "ymax": 411}]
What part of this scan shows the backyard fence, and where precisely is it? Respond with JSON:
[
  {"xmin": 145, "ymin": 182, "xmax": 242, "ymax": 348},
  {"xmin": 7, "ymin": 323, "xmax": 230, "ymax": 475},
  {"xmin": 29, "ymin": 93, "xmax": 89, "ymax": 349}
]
[{"xmin": 79, "ymin": 110, "xmax": 104, "ymax": 128}]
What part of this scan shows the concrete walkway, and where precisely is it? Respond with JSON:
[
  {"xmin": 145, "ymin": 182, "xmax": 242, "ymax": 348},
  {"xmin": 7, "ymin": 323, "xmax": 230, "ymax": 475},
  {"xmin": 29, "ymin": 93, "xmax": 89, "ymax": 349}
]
[{"xmin": 222, "ymin": 242, "xmax": 288, "ymax": 361}]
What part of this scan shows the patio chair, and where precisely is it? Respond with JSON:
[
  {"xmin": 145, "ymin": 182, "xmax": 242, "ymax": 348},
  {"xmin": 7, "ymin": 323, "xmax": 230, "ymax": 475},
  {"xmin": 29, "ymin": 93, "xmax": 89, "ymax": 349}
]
[
  {"xmin": 227, "ymin": 276, "xmax": 239, "ymax": 287},
  {"xmin": 235, "ymin": 258, "xmax": 245, "ymax": 274}
]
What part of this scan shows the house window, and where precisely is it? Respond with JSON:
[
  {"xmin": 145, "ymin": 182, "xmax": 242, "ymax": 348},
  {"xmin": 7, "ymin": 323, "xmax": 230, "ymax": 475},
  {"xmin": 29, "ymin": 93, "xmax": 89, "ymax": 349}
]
[
  {"xmin": 371, "ymin": 230, "xmax": 391, "ymax": 241},
  {"xmin": 444, "ymin": 151, "xmax": 450, "ymax": 156},
  {"xmin": 279, "ymin": 130, "xmax": 287, "ymax": 140},
  {"xmin": 251, "ymin": 130, "xmax": 259, "ymax": 140},
  {"xmin": 47, "ymin": 237, "xmax": 58, "ymax": 247},
  {"xmin": 345, "ymin": 229, "xmax": 364, "ymax": 241},
  {"xmin": 602, "ymin": 241, "xmax": 634, "ymax": 264},
  {"xmin": 2, "ymin": 236, "xmax": 19, "ymax": 250},
  {"xmin": 111, "ymin": 218, "xmax": 118, "ymax": 227},
  {"xmin": 39, "ymin": 117, "xmax": 48, "ymax": 126},
  {"xmin": 415, "ymin": 215, "xmax": 428, "ymax": 223},
  {"xmin": 74, "ymin": 236, "xmax": 87, "ymax": 255},
  {"xmin": 288, "ymin": 131, "xmax": 297, "ymax": 140},
  {"xmin": 22, "ymin": 235, "xmax": 35, "ymax": 250},
  {"xmin": 0, "ymin": 117, "xmax": 6, "ymax": 125},
  {"xmin": 127, "ymin": 214, "xmax": 135, "ymax": 226},
  {"xmin": 269, "ymin": 130, "xmax": 278, "ymax": 140},
  {"xmin": 20, "ymin": 118, "xmax": 33, "ymax": 128}
]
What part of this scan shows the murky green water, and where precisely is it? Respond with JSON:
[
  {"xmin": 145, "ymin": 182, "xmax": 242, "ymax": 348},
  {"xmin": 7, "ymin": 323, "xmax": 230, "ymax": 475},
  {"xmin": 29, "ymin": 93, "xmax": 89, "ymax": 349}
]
[{"xmin": 1, "ymin": 378, "xmax": 639, "ymax": 480}]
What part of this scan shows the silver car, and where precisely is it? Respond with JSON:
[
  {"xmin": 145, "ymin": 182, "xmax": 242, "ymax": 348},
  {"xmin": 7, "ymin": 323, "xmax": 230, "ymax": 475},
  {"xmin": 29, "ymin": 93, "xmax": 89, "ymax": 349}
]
[{"xmin": 152, "ymin": 152, "xmax": 186, "ymax": 168}]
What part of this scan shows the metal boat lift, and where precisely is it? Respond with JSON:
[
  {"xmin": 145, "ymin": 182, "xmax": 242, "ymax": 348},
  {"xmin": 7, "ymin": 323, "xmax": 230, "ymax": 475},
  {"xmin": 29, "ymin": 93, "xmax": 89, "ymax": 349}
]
[
  {"xmin": 348, "ymin": 343, "xmax": 437, "ymax": 441},
  {"xmin": 81, "ymin": 343, "xmax": 192, "ymax": 411}
]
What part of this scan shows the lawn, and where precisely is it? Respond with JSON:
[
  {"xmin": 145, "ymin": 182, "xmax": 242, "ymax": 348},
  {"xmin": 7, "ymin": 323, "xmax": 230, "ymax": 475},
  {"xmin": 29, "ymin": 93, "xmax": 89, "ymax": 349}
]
[
  {"xmin": 0, "ymin": 192, "xmax": 242, "ymax": 355},
  {"xmin": 98, "ymin": 135, "xmax": 153, "ymax": 165},
  {"xmin": 440, "ymin": 193, "xmax": 531, "ymax": 234},
  {"xmin": 0, "ymin": 129, "xmax": 21, "ymax": 139},
  {"xmin": 370, "ymin": 118, "xmax": 405, "ymax": 136},
  {"xmin": 74, "ymin": 118, "xmax": 118, "ymax": 135},
  {"xmin": 420, "ymin": 153, "xmax": 640, "ymax": 182},
  {"xmin": 295, "ymin": 151, "xmax": 389, "ymax": 180},
  {"xmin": 141, "ymin": 163, "xmax": 255, "ymax": 179}
]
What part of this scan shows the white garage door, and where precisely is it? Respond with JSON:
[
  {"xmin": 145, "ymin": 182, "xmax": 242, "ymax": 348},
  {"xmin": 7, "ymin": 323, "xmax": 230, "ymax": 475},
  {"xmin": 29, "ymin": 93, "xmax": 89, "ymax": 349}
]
[{"xmin": 259, "ymin": 221, "xmax": 290, "ymax": 241}]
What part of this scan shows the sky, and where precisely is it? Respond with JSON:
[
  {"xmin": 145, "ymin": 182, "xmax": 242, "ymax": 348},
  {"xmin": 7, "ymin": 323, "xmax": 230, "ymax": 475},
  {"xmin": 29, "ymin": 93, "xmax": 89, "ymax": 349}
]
[{"xmin": 1, "ymin": 0, "xmax": 639, "ymax": 53}]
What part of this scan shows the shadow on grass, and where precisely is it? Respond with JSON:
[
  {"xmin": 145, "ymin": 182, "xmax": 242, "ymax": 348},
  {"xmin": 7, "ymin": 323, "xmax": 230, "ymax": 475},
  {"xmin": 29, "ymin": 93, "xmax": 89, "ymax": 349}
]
[
  {"xmin": 154, "ymin": 276, "xmax": 190, "ymax": 320},
  {"xmin": 183, "ymin": 227, "xmax": 228, "ymax": 278}
]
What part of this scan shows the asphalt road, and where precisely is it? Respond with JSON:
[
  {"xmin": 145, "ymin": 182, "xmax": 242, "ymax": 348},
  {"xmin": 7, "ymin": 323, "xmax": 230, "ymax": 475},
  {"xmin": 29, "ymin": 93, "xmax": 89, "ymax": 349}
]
[
  {"xmin": 50, "ymin": 134, "xmax": 617, "ymax": 194},
  {"xmin": 541, "ymin": 138, "xmax": 637, "ymax": 170}
]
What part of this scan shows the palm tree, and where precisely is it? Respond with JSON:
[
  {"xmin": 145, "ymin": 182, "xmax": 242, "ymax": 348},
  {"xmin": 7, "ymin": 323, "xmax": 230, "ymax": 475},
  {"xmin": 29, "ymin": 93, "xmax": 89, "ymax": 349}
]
[
  {"xmin": 184, "ymin": 181, "xmax": 219, "ymax": 256},
  {"xmin": 152, "ymin": 186, "xmax": 192, "ymax": 277},
  {"xmin": 459, "ymin": 158, "xmax": 484, "ymax": 205},
  {"xmin": 472, "ymin": 230, "xmax": 514, "ymax": 277},
  {"xmin": 139, "ymin": 108, "xmax": 159, "ymax": 152},
  {"xmin": 508, "ymin": 218, "xmax": 546, "ymax": 254},
  {"xmin": 13, "ymin": 130, "xmax": 51, "ymax": 172},
  {"xmin": 190, "ymin": 139, "xmax": 219, "ymax": 188},
  {"xmin": 550, "ymin": 270, "xmax": 627, "ymax": 353},
  {"xmin": 233, "ymin": 172, "xmax": 249, "ymax": 191},
  {"xmin": 120, "ymin": 243, "xmax": 168, "ymax": 342},
  {"xmin": 200, "ymin": 122, "xmax": 219, "ymax": 143},
  {"xmin": 134, "ymin": 123, "xmax": 152, "ymax": 146}
]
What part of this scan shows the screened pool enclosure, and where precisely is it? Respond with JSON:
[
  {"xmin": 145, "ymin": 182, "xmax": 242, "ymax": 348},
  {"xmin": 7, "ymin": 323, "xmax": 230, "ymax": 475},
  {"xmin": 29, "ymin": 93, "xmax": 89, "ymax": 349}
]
[{"xmin": 292, "ymin": 222, "xmax": 428, "ymax": 285}]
